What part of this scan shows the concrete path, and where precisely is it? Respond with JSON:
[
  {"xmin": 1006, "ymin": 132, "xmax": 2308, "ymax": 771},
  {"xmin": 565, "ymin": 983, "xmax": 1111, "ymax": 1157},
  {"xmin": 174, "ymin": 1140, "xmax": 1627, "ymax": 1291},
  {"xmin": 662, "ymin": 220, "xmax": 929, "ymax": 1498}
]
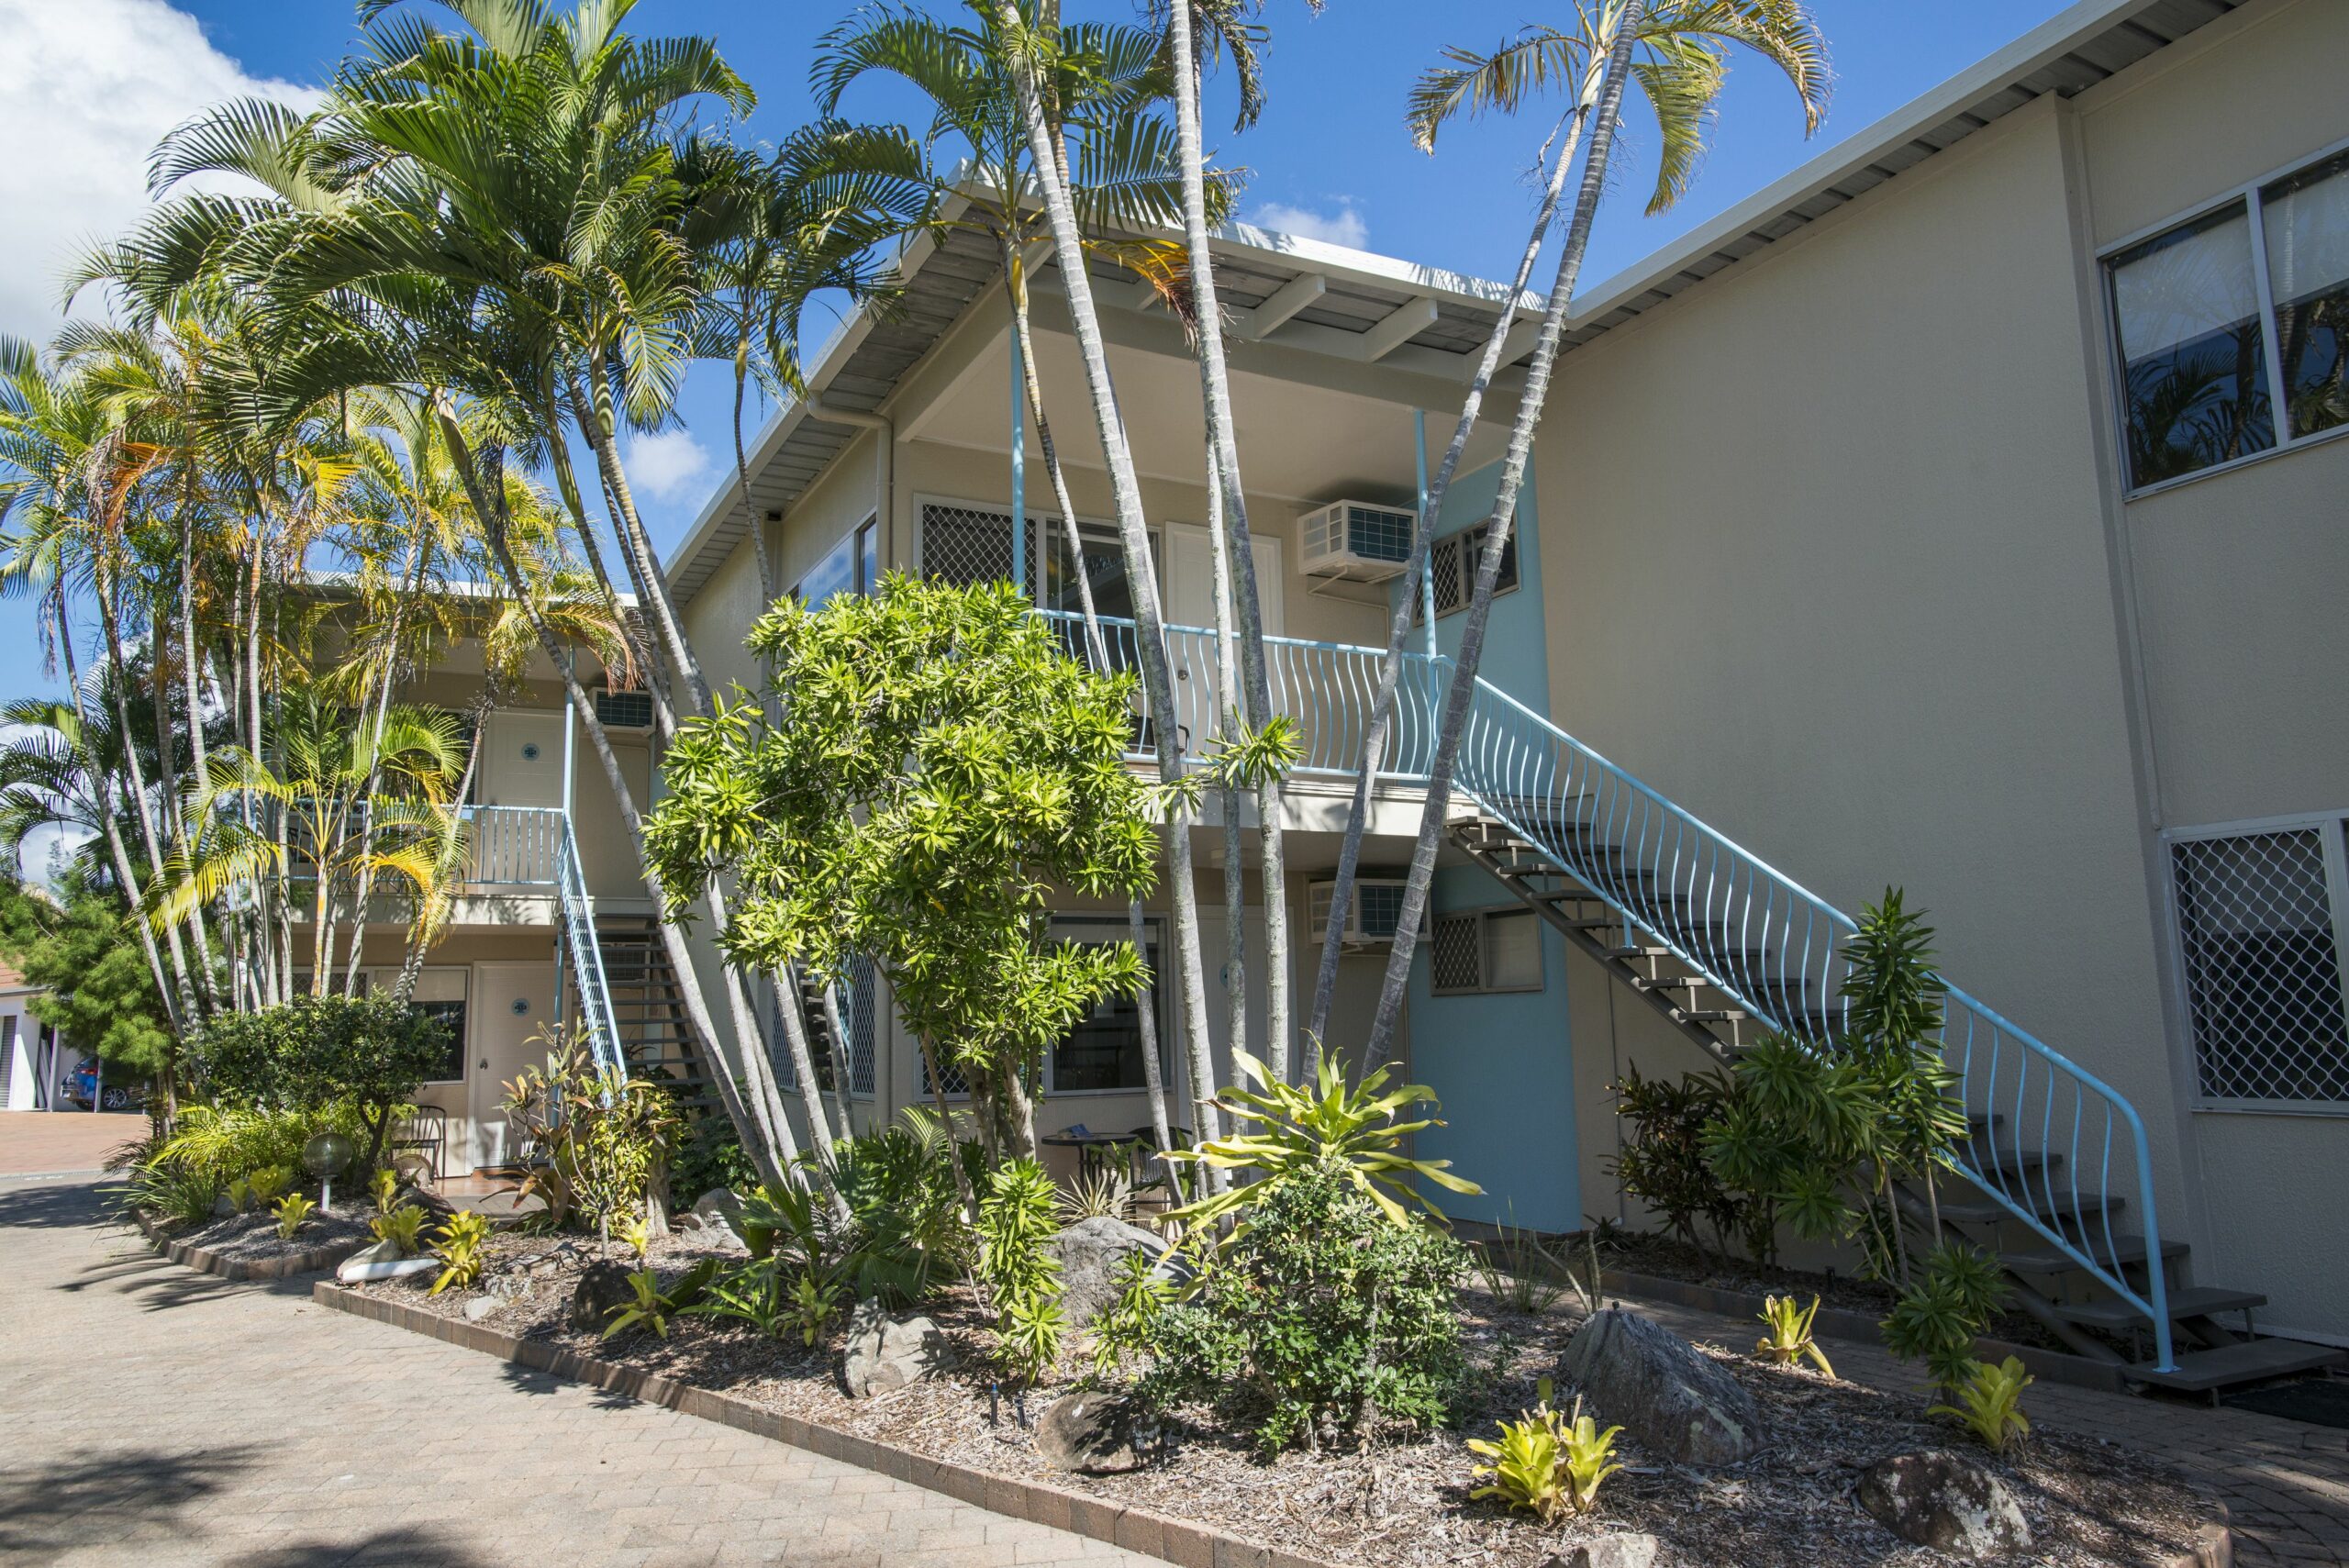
[
  {"xmin": 0, "ymin": 1110, "xmax": 144, "ymax": 1179},
  {"xmin": 0, "ymin": 1174, "xmax": 1152, "ymax": 1568}
]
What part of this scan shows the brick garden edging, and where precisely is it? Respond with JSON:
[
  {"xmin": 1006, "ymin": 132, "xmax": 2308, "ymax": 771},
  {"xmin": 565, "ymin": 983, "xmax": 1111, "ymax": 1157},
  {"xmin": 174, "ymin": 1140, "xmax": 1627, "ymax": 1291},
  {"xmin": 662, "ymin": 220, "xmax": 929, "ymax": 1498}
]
[
  {"xmin": 311, "ymin": 1280, "xmax": 2233, "ymax": 1568},
  {"xmin": 1599, "ymin": 1266, "xmax": 2134, "ymax": 1396},
  {"xmin": 136, "ymin": 1210, "xmax": 368, "ymax": 1283}
]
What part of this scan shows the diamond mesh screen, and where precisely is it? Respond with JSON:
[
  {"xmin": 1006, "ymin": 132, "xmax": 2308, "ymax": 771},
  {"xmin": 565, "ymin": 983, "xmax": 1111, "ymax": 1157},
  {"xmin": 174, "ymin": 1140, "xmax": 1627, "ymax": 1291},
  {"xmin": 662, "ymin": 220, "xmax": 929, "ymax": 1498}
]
[
  {"xmin": 2172, "ymin": 828, "xmax": 2349, "ymax": 1103},
  {"xmin": 1429, "ymin": 534, "xmax": 1464, "ymax": 617},
  {"xmin": 919, "ymin": 502, "xmax": 1041, "ymax": 591},
  {"xmin": 1431, "ymin": 913, "xmax": 1482, "ymax": 994},
  {"xmin": 844, "ymin": 953, "xmax": 877, "ymax": 1098}
]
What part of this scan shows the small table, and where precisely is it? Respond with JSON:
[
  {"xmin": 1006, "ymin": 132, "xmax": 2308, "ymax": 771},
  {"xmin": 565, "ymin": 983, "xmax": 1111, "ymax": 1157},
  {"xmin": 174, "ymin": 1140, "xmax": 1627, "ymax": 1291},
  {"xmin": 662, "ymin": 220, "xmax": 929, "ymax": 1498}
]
[{"xmin": 1040, "ymin": 1129, "xmax": 1139, "ymax": 1182}]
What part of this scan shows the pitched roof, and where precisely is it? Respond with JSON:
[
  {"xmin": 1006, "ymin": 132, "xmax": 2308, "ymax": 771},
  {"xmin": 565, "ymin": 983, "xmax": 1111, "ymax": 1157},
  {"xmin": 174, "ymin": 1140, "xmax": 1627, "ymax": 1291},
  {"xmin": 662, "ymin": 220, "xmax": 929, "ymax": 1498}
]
[{"xmin": 666, "ymin": 0, "xmax": 2249, "ymax": 605}]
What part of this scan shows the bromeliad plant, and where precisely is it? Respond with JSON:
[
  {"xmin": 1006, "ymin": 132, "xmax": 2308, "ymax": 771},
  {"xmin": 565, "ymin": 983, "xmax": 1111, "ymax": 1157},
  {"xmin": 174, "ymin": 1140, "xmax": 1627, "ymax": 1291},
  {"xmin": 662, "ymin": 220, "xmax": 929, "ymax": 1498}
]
[
  {"xmin": 245, "ymin": 1164, "xmax": 293, "ymax": 1208},
  {"xmin": 1931, "ymin": 1355, "xmax": 2034, "ymax": 1453},
  {"xmin": 1166, "ymin": 1048, "xmax": 1481, "ymax": 1231},
  {"xmin": 371, "ymin": 1204, "xmax": 429, "ymax": 1256},
  {"xmin": 273, "ymin": 1191, "xmax": 317, "ymax": 1240},
  {"xmin": 1754, "ymin": 1294, "xmax": 1835, "ymax": 1377},
  {"xmin": 604, "ymin": 1259, "xmax": 721, "ymax": 1341},
  {"xmin": 429, "ymin": 1209, "xmax": 492, "ymax": 1296},
  {"xmin": 1467, "ymin": 1377, "xmax": 1625, "ymax": 1522}
]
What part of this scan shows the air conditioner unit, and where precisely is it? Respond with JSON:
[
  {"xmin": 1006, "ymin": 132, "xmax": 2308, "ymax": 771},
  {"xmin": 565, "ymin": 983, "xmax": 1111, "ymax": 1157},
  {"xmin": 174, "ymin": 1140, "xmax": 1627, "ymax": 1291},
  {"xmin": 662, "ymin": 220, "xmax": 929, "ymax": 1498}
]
[
  {"xmin": 1308, "ymin": 877, "xmax": 1408, "ymax": 946},
  {"xmin": 1297, "ymin": 500, "xmax": 1415, "ymax": 583},
  {"xmin": 592, "ymin": 685, "xmax": 654, "ymax": 730}
]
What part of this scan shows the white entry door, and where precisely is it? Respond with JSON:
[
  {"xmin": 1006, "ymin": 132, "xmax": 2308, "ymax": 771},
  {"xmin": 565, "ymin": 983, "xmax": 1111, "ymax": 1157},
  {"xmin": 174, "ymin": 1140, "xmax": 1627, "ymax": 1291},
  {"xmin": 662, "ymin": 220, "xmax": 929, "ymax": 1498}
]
[
  {"xmin": 467, "ymin": 962, "xmax": 552, "ymax": 1170},
  {"xmin": 480, "ymin": 712, "xmax": 564, "ymax": 809},
  {"xmin": 1163, "ymin": 526, "xmax": 1285, "ymax": 758}
]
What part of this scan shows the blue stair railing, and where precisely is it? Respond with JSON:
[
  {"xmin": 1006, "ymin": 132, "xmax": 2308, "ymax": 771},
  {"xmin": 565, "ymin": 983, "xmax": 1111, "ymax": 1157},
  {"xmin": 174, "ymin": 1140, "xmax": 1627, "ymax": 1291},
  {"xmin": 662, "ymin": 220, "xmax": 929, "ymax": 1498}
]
[
  {"xmin": 1042, "ymin": 609, "xmax": 2175, "ymax": 1372},
  {"xmin": 551, "ymin": 818, "xmax": 629, "ymax": 1080}
]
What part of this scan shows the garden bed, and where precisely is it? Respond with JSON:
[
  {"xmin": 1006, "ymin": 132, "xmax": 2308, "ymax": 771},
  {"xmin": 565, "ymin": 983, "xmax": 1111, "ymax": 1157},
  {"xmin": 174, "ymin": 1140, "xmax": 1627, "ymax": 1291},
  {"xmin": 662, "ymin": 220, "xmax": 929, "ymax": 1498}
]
[
  {"xmin": 139, "ymin": 1201, "xmax": 375, "ymax": 1279},
  {"xmin": 345, "ymin": 1228, "xmax": 2218, "ymax": 1568}
]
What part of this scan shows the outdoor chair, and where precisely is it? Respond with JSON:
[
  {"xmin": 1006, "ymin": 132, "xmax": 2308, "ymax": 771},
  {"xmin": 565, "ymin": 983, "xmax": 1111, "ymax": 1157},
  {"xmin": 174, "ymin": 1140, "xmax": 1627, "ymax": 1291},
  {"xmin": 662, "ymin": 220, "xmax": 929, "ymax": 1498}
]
[
  {"xmin": 1124, "ymin": 1123, "xmax": 1195, "ymax": 1209},
  {"xmin": 388, "ymin": 1106, "xmax": 447, "ymax": 1183}
]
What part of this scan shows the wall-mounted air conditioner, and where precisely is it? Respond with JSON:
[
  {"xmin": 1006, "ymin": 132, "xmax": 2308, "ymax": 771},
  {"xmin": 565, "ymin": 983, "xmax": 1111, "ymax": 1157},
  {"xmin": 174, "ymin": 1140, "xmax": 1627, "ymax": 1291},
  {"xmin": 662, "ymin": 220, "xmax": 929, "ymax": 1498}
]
[
  {"xmin": 1297, "ymin": 500, "xmax": 1415, "ymax": 583},
  {"xmin": 1307, "ymin": 876, "xmax": 1408, "ymax": 946},
  {"xmin": 593, "ymin": 685, "xmax": 655, "ymax": 730}
]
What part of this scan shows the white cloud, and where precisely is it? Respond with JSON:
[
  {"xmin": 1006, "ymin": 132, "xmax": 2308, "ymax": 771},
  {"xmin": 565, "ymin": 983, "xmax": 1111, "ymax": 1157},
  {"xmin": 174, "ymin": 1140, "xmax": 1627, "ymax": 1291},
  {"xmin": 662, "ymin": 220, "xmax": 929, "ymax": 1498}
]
[
  {"xmin": 0, "ymin": 0, "xmax": 316, "ymax": 341},
  {"xmin": 624, "ymin": 429, "xmax": 714, "ymax": 503},
  {"xmin": 1248, "ymin": 200, "xmax": 1369, "ymax": 251}
]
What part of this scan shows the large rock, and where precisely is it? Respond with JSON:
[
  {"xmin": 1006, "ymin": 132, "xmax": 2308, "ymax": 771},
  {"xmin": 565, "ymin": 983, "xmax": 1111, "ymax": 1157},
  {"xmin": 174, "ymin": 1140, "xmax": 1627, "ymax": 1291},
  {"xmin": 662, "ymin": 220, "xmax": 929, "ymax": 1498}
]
[
  {"xmin": 840, "ymin": 1299, "xmax": 953, "ymax": 1398},
  {"xmin": 683, "ymin": 1188, "xmax": 749, "ymax": 1250},
  {"xmin": 1047, "ymin": 1217, "xmax": 1169, "ymax": 1327},
  {"xmin": 1034, "ymin": 1390, "xmax": 1160, "ymax": 1473},
  {"xmin": 1542, "ymin": 1535, "xmax": 1660, "ymax": 1568},
  {"xmin": 570, "ymin": 1261, "xmax": 638, "ymax": 1334},
  {"xmin": 1858, "ymin": 1451, "xmax": 2032, "ymax": 1558},
  {"xmin": 1557, "ymin": 1307, "xmax": 1765, "ymax": 1468}
]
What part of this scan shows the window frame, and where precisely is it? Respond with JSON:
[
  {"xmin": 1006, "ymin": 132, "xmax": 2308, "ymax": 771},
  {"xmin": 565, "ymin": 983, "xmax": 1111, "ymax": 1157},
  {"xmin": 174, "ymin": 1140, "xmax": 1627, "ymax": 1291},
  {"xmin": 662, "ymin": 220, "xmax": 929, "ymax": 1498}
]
[
  {"xmin": 791, "ymin": 515, "xmax": 882, "ymax": 605},
  {"xmin": 918, "ymin": 915, "xmax": 1174, "ymax": 1101},
  {"xmin": 1410, "ymin": 522, "xmax": 1521, "ymax": 627},
  {"xmin": 2100, "ymin": 135, "xmax": 2349, "ymax": 499},
  {"xmin": 912, "ymin": 492, "xmax": 1159, "ymax": 610},
  {"xmin": 2162, "ymin": 810, "xmax": 2349, "ymax": 1117},
  {"xmin": 1428, "ymin": 905, "xmax": 1546, "ymax": 996}
]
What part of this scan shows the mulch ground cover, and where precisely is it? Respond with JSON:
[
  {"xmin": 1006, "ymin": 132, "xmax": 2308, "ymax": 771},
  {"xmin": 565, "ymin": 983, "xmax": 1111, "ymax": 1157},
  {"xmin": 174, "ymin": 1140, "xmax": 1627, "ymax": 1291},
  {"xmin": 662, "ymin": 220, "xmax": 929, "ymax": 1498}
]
[
  {"xmin": 163, "ymin": 1200, "xmax": 374, "ymax": 1266},
  {"xmin": 348, "ymin": 1225, "xmax": 2214, "ymax": 1567}
]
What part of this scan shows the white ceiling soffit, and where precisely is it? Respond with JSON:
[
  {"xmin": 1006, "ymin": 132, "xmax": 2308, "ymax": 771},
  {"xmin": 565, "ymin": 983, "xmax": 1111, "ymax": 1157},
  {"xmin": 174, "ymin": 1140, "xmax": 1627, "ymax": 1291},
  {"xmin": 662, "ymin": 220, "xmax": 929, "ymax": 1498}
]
[{"xmin": 666, "ymin": 0, "xmax": 2241, "ymax": 603}]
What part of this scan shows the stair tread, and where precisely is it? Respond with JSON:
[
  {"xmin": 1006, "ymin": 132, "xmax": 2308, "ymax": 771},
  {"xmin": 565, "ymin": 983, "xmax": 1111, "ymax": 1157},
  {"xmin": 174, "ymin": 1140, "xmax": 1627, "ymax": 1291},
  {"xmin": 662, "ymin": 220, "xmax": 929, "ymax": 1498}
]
[
  {"xmin": 2129, "ymin": 1337, "xmax": 2345, "ymax": 1393},
  {"xmin": 1939, "ymin": 1187, "xmax": 2120, "ymax": 1223},
  {"xmin": 2001, "ymin": 1234, "xmax": 2188, "ymax": 1273},
  {"xmin": 2055, "ymin": 1286, "xmax": 2268, "ymax": 1330}
]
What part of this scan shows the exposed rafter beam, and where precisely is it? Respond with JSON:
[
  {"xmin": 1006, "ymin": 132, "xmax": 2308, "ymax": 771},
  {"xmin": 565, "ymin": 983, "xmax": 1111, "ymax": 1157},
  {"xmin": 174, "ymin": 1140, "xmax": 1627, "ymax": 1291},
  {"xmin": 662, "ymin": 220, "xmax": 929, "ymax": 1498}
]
[
  {"xmin": 1352, "ymin": 296, "xmax": 1441, "ymax": 362},
  {"xmin": 1231, "ymin": 272, "xmax": 1327, "ymax": 340}
]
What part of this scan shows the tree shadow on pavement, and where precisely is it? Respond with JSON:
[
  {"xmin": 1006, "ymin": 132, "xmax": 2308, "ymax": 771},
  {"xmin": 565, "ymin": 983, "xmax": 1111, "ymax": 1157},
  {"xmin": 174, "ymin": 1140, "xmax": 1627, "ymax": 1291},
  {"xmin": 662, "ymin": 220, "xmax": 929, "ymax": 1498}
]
[
  {"xmin": 0, "ymin": 1177, "xmax": 117, "ymax": 1229},
  {"xmin": 225, "ymin": 1524, "xmax": 500, "ymax": 1567},
  {"xmin": 0, "ymin": 1445, "xmax": 261, "ymax": 1556}
]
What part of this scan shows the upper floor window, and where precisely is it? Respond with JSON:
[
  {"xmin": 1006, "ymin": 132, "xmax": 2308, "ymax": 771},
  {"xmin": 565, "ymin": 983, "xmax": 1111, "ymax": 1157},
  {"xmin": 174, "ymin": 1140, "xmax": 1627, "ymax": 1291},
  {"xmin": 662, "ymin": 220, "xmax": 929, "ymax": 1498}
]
[
  {"xmin": 1411, "ymin": 522, "xmax": 1520, "ymax": 626},
  {"xmin": 795, "ymin": 517, "xmax": 881, "ymax": 606},
  {"xmin": 2166, "ymin": 815, "xmax": 2349, "ymax": 1108},
  {"xmin": 2108, "ymin": 147, "xmax": 2349, "ymax": 491}
]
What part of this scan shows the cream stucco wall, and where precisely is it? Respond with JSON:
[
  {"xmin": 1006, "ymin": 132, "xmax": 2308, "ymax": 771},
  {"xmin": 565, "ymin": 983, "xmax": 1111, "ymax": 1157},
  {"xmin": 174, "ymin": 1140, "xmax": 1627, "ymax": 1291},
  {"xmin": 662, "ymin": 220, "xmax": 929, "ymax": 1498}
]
[{"xmin": 2068, "ymin": 0, "xmax": 2349, "ymax": 1341}]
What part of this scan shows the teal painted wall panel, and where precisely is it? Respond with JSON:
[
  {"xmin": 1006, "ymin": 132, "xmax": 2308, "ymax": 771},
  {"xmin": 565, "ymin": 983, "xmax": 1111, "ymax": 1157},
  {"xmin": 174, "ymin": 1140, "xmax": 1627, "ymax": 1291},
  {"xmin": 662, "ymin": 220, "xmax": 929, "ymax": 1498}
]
[
  {"xmin": 1407, "ymin": 864, "xmax": 1579, "ymax": 1233},
  {"xmin": 1390, "ymin": 453, "xmax": 1550, "ymax": 709}
]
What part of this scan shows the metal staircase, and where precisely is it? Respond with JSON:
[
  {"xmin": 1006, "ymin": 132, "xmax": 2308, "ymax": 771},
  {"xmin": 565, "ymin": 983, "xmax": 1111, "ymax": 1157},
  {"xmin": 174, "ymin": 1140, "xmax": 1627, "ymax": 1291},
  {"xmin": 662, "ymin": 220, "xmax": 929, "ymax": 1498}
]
[{"xmin": 1044, "ymin": 609, "xmax": 2343, "ymax": 1396}]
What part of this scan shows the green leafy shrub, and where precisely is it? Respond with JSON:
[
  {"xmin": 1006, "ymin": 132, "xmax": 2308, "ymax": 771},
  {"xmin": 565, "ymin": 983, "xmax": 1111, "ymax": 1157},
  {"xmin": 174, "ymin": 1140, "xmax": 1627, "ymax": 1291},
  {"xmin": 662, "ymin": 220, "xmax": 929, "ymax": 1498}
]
[
  {"xmin": 1610, "ymin": 1062, "xmax": 1756, "ymax": 1258},
  {"xmin": 1882, "ymin": 1240, "xmax": 2009, "ymax": 1390},
  {"xmin": 193, "ymin": 994, "xmax": 453, "ymax": 1171},
  {"xmin": 1753, "ymin": 1294, "xmax": 1835, "ymax": 1377},
  {"xmin": 429, "ymin": 1209, "xmax": 493, "ymax": 1296},
  {"xmin": 274, "ymin": 1192, "xmax": 317, "ymax": 1240},
  {"xmin": 1168, "ymin": 1048, "xmax": 1479, "ymax": 1229},
  {"xmin": 1144, "ymin": 1160, "xmax": 1468, "ymax": 1453},
  {"xmin": 127, "ymin": 1163, "xmax": 222, "ymax": 1229},
  {"xmin": 500, "ymin": 1028, "xmax": 675, "ymax": 1243},
  {"xmin": 1930, "ymin": 1355, "xmax": 2033, "ymax": 1452},
  {"xmin": 371, "ymin": 1204, "xmax": 429, "ymax": 1256},
  {"xmin": 1468, "ymin": 1377, "xmax": 1623, "ymax": 1522},
  {"xmin": 225, "ymin": 1175, "xmax": 252, "ymax": 1214},
  {"xmin": 603, "ymin": 1259, "xmax": 719, "ymax": 1340},
  {"xmin": 245, "ymin": 1165, "xmax": 293, "ymax": 1208},
  {"xmin": 1091, "ymin": 1251, "xmax": 1174, "ymax": 1376},
  {"xmin": 977, "ymin": 1157, "xmax": 1065, "ymax": 1385},
  {"xmin": 152, "ymin": 1101, "xmax": 371, "ymax": 1188}
]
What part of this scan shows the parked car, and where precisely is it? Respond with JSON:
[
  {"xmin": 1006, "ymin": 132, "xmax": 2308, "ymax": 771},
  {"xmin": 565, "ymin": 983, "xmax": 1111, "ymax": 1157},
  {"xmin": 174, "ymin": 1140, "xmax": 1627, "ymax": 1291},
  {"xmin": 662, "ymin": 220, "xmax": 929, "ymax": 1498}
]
[{"xmin": 59, "ymin": 1058, "xmax": 143, "ymax": 1111}]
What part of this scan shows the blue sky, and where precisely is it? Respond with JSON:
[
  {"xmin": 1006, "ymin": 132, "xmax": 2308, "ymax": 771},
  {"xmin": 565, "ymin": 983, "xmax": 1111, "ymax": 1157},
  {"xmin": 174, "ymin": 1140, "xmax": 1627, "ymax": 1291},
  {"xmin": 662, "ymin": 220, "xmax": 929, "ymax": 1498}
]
[{"xmin": 0, "ymin": 0, "xmax": 2074, "ymax": 703}]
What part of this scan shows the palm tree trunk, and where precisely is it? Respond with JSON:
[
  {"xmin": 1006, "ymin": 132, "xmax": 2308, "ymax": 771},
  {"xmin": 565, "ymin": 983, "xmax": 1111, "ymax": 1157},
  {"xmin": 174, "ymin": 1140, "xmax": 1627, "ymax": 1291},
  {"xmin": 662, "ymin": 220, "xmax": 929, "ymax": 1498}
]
[
  {"xmin": 1205, "ymin": 445, "xmax": 1249, "ymax": 1101},
  {"xmin": 1127, "ymin": 900, "xmax": 1178, "ymax": 1191},
  {"xmin": 818, "ymin": 978, "xmax": 861, "ymax": 1143},
  {"xmin": 1166, "ymin": 0, "xmax": 1293, "ymax": 1082},
  {"xmin": 1307, "ymin": 106, "xmax": 1586, "ymax": 1047},
  {"xmin": 434, "ymin": 405, "xmax": 801, "ymax": 1192},
  {"xmin": 343, "ymin": 521, "xmax": 436, "ymax": 996},
  {"xmin": 995, "ymin": 2, "xmax": 1222, "ymax": 1151},
  {"xmin": 1011, "ymin": 272, "xmax": 1191, "ymax": 1184},
  {"xmin": 1367, "ymin": 8, "xmax": 1647, "ymax": 1064}
]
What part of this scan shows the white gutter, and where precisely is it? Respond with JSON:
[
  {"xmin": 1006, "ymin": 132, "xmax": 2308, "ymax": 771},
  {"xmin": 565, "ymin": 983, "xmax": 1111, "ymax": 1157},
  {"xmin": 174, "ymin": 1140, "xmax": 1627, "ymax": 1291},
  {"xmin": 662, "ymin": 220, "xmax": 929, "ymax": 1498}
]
[{"xmin": 802, "ymin": 398, "xmax": 895, "ymax": 570}]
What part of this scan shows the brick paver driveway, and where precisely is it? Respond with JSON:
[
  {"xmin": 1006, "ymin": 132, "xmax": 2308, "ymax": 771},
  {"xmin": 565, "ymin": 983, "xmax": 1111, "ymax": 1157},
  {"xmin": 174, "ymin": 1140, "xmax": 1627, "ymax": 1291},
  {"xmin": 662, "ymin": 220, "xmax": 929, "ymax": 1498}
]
[{"xmin": 0, "ymin": 1174, "xmax": 1152, "ymax": 1568}]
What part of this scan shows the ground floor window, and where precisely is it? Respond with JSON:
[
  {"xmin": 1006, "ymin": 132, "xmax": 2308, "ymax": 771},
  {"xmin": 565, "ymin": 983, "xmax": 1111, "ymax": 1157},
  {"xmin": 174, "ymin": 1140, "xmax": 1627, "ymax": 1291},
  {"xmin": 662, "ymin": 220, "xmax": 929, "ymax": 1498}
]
[
  {"xmin": 2167, "ymin": 815, "xmax": 2349, "ymax": 1106},
  {"xmin": 920, "ymin": 917, "xmax": 1169, "ymax": 1097},
  {"xmin": 1430, "ymin": 906, "xmax": 1543, "ymax": 995}
]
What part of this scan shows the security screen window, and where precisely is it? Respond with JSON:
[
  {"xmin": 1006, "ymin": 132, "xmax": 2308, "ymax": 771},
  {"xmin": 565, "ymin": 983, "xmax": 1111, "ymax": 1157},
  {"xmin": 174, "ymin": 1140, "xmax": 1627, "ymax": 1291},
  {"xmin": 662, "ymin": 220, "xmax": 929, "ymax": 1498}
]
[
  {"xmin": 2110, "ymin": 202, "xmax": 2275, "ymax": 487},
  {"xmin": 1049, "ymin": 917, "xmax": 1165, "ymax": 1093},
  {"xmin": 2263, "ymin": 151, "xmax": 2349, "ymax": 441}
]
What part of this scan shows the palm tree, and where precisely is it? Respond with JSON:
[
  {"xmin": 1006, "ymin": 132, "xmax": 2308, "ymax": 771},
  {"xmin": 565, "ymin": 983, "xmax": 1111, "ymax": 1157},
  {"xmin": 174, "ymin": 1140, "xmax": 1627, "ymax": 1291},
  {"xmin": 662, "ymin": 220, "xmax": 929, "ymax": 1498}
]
[
  {"xmin": 1358, "ymin": 0, "xmax": 1831, "ymax": 1062},
  {"xmin": 820, "ymin": 0, "xmax": 1219, "ymax": 1159}
]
